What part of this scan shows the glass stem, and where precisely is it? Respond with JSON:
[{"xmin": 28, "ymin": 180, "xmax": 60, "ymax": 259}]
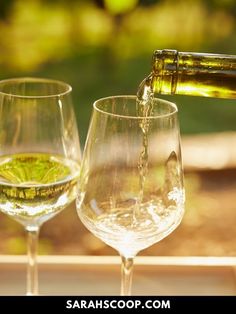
[
  {"xmin": 26, "ymin": 227, "xmax": 39, "ymax": 296},
  {"xmin": 120, "ymin": 256, "xmax": 134, "ymax": 296}
]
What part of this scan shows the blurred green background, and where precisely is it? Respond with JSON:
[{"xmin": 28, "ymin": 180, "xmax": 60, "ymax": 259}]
[
  {"xmin": 1, "ymin": 0, "xmax": 236, "ymax": 257},
  {"xmin": 1, "ymin": 0, "xmax": 236, "ymax": 145}
]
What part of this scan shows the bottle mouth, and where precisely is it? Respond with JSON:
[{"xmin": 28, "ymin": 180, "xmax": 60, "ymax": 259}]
[
  {"xmin": 152, "ymin": 49, "xmax": 179, "ymax": 73},
  {"xmin": 152, "ymin": 49, "xmax": 179, "ymax": 95}
]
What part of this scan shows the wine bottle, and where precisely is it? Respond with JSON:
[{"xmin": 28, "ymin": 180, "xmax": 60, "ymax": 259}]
[{"xmin": 138, "ymin": 49, "xmax": 236, "ymax": 99}]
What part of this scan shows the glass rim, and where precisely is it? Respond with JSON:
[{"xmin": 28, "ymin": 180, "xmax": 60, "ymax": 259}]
[
  {"xmin": 93, "ymin": 95, "xmax": 178, "ymax": 119},
  {"xmin": 0, "ymin": 77, "xmax": 72, "ymax": 99}
]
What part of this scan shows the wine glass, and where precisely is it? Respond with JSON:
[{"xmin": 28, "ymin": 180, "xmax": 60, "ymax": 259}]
[
  {"xmin": 0, "ymin": 77, "xmax": 81, "ymax": 295},
  {"xmin": 76, "ymin": 95, "xmax": 185, "ymax": 295}
]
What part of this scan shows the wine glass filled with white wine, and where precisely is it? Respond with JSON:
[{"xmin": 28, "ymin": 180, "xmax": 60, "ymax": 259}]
[
  {"xmin": 76, "ymin": 95, "xmax": 184, "ymax": 295},
  {"xmin": 0, "ymin": 78, "xmax": 81, "ymax": 295}
]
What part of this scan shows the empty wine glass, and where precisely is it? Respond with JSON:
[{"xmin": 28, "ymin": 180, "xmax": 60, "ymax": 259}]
[
  {"xmin": 76, "ymin": 95, "xmax": 185, "ymax": 295},
  {"xmin": 0, "ymin": 77, "xmax": 81, "ymax": 295}
]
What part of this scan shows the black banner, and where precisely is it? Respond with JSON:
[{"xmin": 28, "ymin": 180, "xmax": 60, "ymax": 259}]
[{"xmin": 0, "ymin": 296, "xmax": 235, "ymax": 313}]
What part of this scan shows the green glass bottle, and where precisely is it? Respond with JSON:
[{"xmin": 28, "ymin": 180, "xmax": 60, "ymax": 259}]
[{"xmin": 139, "ymin": 49, "xmax": 236, "ymax": 99}]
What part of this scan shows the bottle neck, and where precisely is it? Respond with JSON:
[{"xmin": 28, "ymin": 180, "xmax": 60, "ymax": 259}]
[{"xmin": 152, "ymin": 49, "xmax": 236, "ymax": 99}]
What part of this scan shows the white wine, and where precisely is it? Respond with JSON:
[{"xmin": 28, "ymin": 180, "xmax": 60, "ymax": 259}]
[
  {"xmin": 79, "ymin": 190, "xmax": 183, "ymax": 257},
  {"xmin": 0, "ymin": 153, "xmax": 80, "ymax": 227},
  {"xmin": 136, "ymin": 73, "xmax": 154, "ymax": 223},
  {"xmin": 136, "ymin": 88, "xmax": 153, "ymax": 197},
  {"xmin": 79, "ymin": 201, "xmax": 183, "ymax": 257},
  {"xmin": 77, "ymin": 165, "xmax": 184, "ymax": 257}
]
